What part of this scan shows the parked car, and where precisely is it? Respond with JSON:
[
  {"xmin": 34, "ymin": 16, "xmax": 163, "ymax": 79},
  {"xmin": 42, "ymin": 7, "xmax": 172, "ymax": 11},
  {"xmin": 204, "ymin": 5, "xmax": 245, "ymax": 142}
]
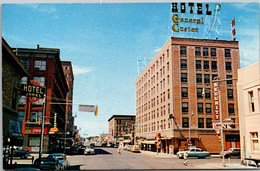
[
  {"xmin": 177, "ymin": 148, "xmax": 211, "ymax": 159},
  {"xmin": 131, "ymin": 145, "xmax": 141, "ymax": 153},
  {"xmin": 84, "ymin": 146, "xmax": 95, "ymax": 155},
  {"xmin": 47, "ymin": 153, "xmax": 70, "ymax": 170},
  {"xmin": 36, "ymin": 158, "xmax": 60, "ymax": 171},
  {"xmin": 221, "ymin": 148, "xmax": 241, "ymax": 159},
  {"xmin": 227, "ymin": 158, "xmax": 260, "ymax": 169},
  {"xmin": 101, "ymin": 142, "xmax": 107, "ymax": 147},
  {"xmin": 13, "ymin": 150, "xmax": 30, "ymax": 159},
  {"xmin": 70, "ymin": 145, "xmax": 81, "ymax": 154}
]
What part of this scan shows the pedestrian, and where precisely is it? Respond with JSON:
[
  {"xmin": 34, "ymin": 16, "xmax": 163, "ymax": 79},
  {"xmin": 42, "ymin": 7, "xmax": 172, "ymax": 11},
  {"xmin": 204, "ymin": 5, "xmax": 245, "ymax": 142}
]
[
  {"xmin": 183, "ymin": 151, "xmax": 188, "ymax": 166},
  {"xmin": 117, "ymin": 143, "xmax": 121, "ymax": 154}
]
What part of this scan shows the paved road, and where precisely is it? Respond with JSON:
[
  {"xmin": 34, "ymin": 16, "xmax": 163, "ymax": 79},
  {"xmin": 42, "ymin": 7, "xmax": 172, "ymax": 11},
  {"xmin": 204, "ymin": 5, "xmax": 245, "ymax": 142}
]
[{"xmin": 67, "ymin": 147, "xmax": 241, "ymax": 170}]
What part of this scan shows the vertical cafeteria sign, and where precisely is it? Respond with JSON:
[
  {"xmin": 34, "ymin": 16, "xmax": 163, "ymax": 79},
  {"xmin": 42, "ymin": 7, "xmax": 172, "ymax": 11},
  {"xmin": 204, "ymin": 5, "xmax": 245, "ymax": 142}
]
[{"xmin": 171, "ymin": 2, "xmax": 221, "ymax": 36}]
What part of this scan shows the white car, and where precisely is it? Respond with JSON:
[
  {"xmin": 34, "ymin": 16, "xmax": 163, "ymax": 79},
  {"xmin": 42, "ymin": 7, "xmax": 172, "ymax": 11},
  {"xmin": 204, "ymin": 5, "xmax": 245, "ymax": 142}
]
[
  {"xmin": 84, "ymin": 146, "xmax": 95, "ymax": 155},
  {"xmin": 47, "ymin": 153, "xmax": 70, "ymax": 170}
]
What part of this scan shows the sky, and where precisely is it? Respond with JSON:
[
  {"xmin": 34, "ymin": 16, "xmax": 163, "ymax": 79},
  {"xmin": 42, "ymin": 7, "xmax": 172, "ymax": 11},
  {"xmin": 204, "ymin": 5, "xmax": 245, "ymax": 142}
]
[{"xmin": 1, "ymin": 2, "xmax": 259, "ymax": 137}]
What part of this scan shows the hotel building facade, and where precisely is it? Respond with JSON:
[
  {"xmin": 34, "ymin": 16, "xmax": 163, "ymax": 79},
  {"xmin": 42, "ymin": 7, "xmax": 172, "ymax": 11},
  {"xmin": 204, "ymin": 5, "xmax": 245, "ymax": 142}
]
[{"xmin": 136, "ymin": 37, "xmax": 240, "ymax": 154}]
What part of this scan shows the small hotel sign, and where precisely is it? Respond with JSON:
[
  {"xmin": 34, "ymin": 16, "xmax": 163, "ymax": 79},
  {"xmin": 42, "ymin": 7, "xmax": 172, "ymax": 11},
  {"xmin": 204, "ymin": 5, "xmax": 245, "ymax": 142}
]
[
  {"xmin": 213, "ymin": 81, "xmax": 219, "ymax": 120},
  {"xmin": 21, "ymin": 80, "xmax": 45, "ymax": 98}
]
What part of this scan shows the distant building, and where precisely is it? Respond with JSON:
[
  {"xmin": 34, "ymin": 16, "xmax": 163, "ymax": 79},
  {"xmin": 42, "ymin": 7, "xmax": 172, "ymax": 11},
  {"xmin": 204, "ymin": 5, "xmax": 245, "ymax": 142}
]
[
  {"xmin": 15, "ymin": 45, "xmax": 69, "ymax": 153},
  {"xmin": 61, "ymin": 61, "xmax": 74, "ymax": 138},
  {"xmin": 136, "ymin": 37, "xmax": 240, "ymax": 154},
  {"xmin": 2, "ymin": 38, "xmax": 29, "ymax": 147},
  {"xmin": 108, "ymin": 115, "xmax": 135, "ymax": 142},
  {"xmin": 237, "ymin": 63, "xmax": 260, "ymax": 159}
]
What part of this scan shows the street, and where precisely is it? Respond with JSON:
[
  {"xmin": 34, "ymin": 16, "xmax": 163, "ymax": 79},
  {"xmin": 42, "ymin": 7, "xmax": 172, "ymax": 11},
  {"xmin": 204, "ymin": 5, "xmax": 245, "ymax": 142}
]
[
  {"xmin": 67, "ymin": 147, "xmax": 241, "ymax": 170},
  {"xmin": 11, "ymin": 146, "xmax": 241, "ymax": 170}
]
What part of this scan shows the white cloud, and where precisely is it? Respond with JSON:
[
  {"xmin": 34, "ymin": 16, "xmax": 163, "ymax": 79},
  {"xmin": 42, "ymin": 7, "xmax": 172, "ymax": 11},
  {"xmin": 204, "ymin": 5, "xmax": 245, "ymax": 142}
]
[
  {"xmin": 230, "ymin": 3, "xmax": 259, "ymax": 13},
  {"xmin": 72, "ymin": 65, "xmax": 93, "ymax": 75},
  {"xmin": 25, "ymin": 4, "xmax": 57, "ymax": 14}
]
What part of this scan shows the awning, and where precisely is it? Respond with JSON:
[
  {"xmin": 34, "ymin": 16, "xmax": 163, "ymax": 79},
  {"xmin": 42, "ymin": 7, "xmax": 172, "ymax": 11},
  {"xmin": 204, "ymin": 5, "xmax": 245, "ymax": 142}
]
[{"xmin": 142, "ymin": 140, "xmax": 156, "ymax": 144}]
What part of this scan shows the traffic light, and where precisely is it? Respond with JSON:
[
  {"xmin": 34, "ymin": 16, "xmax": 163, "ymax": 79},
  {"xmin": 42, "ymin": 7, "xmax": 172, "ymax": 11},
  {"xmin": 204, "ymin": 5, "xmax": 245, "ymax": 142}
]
[
  {"xmin": 218, "ymin": 136, "xmax": 222, "ymax": 143},
  {"xmin": 94, "ymin": 106, "xmax": 98, "ymax": 116},
  {"xmin": 43, "ymin": 136, "xmax": 46, "ymax": 141}
]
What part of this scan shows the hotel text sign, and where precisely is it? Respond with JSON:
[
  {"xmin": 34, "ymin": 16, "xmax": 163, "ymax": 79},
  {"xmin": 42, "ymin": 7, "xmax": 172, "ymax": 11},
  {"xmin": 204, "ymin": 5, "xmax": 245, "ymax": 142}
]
[{"xmin": 171, "ymin": 3, "xmax": 215, "ymax": 33}]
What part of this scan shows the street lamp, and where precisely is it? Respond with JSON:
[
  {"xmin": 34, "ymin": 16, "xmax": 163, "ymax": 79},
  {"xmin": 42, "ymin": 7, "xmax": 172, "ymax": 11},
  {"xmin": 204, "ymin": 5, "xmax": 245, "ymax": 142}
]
[
  {"xmin": 188, "ymin": 111, "xmax": 194, "ymax": 146},
  {"xmin": 203, "ymin": 77, "xmax": 237, "ymax": 167},
  {"xmin": 169, "ymin": 114, "xmax": 175, "ymax": 154}
]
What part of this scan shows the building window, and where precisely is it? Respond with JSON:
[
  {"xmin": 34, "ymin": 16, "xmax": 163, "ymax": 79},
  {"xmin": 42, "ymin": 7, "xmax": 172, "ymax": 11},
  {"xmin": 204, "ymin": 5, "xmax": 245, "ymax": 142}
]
[
  {"xmin": 12, "ymin": 88, "xmax": 18, "ymax": 109},
  {"xmin": 20, "ymin": 77, "xmax": 28, "ymax": 85},
  {"xmin": 195, "ymin": 47, "xmax": 201, "ymax": 56},
  {"xmin": 182, "ymin": 102, "xmax": 188, "ymax": 113},
  {"xmin": 180, "ymin": 46, "xmax": 186, "ymax": 56},
  {"xmin": 206, "ymin": 118, "xmax": 212, "ymax": 128},
  {"xmin": 196, "ymin": 60, "xmax": 201, "ymax": 69},
  {"xmin": 205, "ymin": 103, "xmax": 212, "ymax": 114},
  {"xmin": 203, "ymin": 48, "xmax": 209, "ymax": 56},
  {"xmin": 228, "ymin": 104, "xmax": 235, "ymax": 114},
  {"xmin": 211, "ymin": 61, "xmax": 217, "ymax": 70},
  {"xmin": 196, "ymin": 74, "xmax": 202, "ymax": 84},
  {"xmin": 117, "ymin": 120, "xmax": 121, "ymax": 124},
  {"xmin": 204, "ymin": 61, "xmax": 209, "ymax": 70},
  {"xmin": 182, "ymin": 117, "xmax": 189, "ymax": 128},
  {"xmin": 33, "ymin": 77, "xmax": 45, "ymax": 86},
  {"xmin": 197, "ymin": 88, "xmax": 203, "ymax": 98},
  {"xmin": 249, "ymin": 91, "xmax": 255, "ymax": 113},
  {"xmin": 167, "ymin": 62, "xmax": 169, "ymax": 71},
  {"xmin": 231, "ymin": 118, "xmax": 236, "ymax": 128},
  {"xmin": 181, "ymin": 73, "xmax": 188, "ymax": 83},
  {"xmin": 225, "ymin": 49, "xmax": 231, "ymax": 57},
  {"xmin": 19, "ymin": 96, "xmax": 26, "ymax": 105},
  {"xmin": 30, "ymin": 111, "xmax": 42, "ymax": 122},
  {"xmin": 34, "ymin": 60, "xmax": 46, "ymax": 71},
  {"xmin": 205, "ymin": 88, "xmax": 211, "ymax": 99},
  {"xmin": 198, "ymin": 103, "xmax": 203, "ymax": 114},
  {"xmin": 21, "ymin": 59, "xmax": 29, "ymax": 70},
  {"xmin": 226, "ymin": 75, "xmax": 233, "ymax": 85},
  {"xmin": 181, "ymin": 87, "xmax": 188, "ymax": 98},
  {"xmin": 211, "ymin": 48, "xmax": 216, "ymax": 57},
  {"xmin": 212, "ymin": 74, "xmax": 218, "ymax": 80},
  {"xmin": 181, "ymin": 59, "xmax": 187, "ymax": 69},
  {"xmin": 226, "ymin": 62, "xmax": 232, "ymax": 71},
  {"xmin": 204, "ymin": 74, "xmax": 210, "ymax": 84},
  {"xmin": 251, "ymin": 132, "xmax": 259, "ymax": 151},
  {"xmin": 227, "ymin": 89, "xmax": 234, "ymax": 100},
  {"xmin": 18, "ymin": 111, "xmax": 25, "ymax": 122},
  {"xmin": 198, "ymin": 118, "xmax": 204, "ymax": 128},
  {"xmin": 64, "ymin": 66, "xmax": 69, "ymax": 70}
]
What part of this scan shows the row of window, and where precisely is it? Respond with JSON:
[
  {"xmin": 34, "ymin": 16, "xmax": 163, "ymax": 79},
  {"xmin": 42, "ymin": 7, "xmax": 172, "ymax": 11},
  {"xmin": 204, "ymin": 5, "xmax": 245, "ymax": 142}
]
[
  {"xmin": 181, "ymin": 87, "xmax": 234, "ymax": 100},
  {"xmin": 181, "ymin": 102, "xmax": 235, "ymax": 114},
  {"xmin": 21, "ymin": 59, "xmax": 47, "ymax": 71},
  {"xmin": 180, "ymin": 46, "xmax": 231, "ymax": 58},
  {"xmin": 181, "ymin": 60, "xmax": 219, "ymax": 70},
  {"xmin": 181, "ymin": 73, "xmax": 233, "ymax": 84}
]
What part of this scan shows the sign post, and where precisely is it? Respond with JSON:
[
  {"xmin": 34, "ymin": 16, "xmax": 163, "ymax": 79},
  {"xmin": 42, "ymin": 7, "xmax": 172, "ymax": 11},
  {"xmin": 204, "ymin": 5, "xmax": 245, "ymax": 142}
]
[{"xmin": 39, "ymin": 94, "xmax": 46, "ymax": 162}]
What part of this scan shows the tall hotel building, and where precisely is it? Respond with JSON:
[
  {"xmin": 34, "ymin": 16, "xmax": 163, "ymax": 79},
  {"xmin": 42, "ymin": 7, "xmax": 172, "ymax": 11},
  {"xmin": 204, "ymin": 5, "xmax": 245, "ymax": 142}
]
[{"xmin": 136, "ymin": 37, "xmax": 240, "ymax": 154}]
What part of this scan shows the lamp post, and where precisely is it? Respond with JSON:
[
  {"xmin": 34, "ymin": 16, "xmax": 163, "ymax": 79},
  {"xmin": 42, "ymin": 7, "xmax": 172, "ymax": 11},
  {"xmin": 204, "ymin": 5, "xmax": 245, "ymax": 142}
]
[
  {"xmin": 203, "ymin": 77, "xmax": 237, "ymax": 167},
  {"xmin": 169, "ymin": 114, "xmax": 175, "ymax": 154},
  {"xmin": 188, "ymin": 111, "xmax": 194, "ymax": 146}
]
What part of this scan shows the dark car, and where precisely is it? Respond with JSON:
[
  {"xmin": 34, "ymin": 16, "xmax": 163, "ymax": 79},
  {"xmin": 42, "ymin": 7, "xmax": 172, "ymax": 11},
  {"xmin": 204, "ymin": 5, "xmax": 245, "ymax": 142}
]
[
  {"xmin": 47, "ymin": 153, "xmax": 70, "ymax": 170},
  {"xmin": 37, "ymin": 158, "xmax": 60, "ymax": 170},
  {"xmin": 13, "ymin": 150, "xmax": 30, "ymax": 159},
  {"xmin": 221, "ymin": 148, "xmax": 241, "ymax": 159}
]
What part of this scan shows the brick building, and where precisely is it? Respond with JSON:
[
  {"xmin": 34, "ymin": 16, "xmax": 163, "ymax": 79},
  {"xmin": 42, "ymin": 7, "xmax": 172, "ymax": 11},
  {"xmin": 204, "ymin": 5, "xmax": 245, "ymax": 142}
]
[
  {"xmin": 2, "ymin": 38, "xmax": 29, "ymax": 147},
  {"xmin": 15, "ymin": 45, "xmax": 69, "ymax": 153},
  {"xmin": 136, "ymin": 37, "xmax": 240, "ymax": 154},
  {"xmin": 61, "ymin": 61, "xmax": 74, "ymax": 138},
  {"xmin": 108, "ymin": 115, "xmax": 135, "ymax": 143}
]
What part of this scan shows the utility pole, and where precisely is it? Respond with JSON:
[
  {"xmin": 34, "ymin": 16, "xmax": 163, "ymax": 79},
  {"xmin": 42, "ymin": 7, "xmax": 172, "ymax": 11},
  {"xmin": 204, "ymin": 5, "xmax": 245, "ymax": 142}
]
[
  {"xmin": 39, "ymin": 94, "xmax": 46, "ymax": 161},
  {"xmin": 189, "ymin": 111, "xmax": 194, "ymax": 146}
]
